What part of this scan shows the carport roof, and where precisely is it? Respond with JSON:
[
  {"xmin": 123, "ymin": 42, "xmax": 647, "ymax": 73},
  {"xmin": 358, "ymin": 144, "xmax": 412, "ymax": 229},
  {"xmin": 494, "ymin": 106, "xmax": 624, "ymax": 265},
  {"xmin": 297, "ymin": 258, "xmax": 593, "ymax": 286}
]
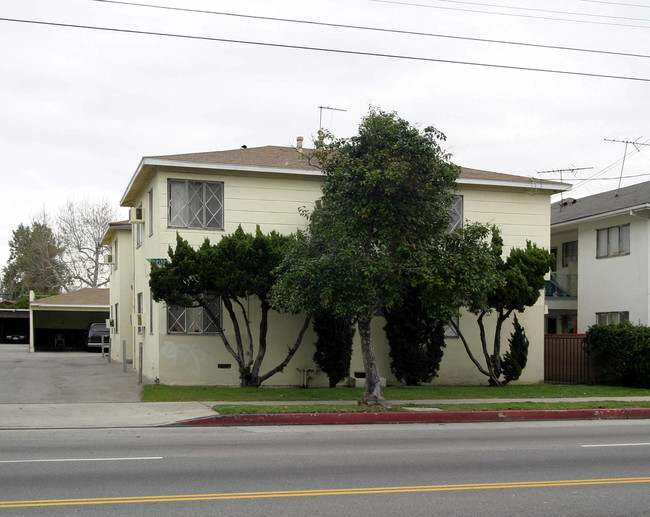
[{"xmin": 30, "ymin": 288, "xmax": 109, "ymax": 310}]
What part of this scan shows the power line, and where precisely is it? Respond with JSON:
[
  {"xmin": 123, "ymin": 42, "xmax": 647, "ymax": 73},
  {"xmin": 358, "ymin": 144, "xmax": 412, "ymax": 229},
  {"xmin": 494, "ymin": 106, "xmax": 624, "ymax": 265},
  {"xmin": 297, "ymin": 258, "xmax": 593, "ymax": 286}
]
[
  {"xmin": 402, "ymin": 0, "xmax": 650, "ymax": 23},
  {"xmin": 577, "ymin": 0, "xmax": 650, "ymax": 9},
  {"xmin": 2, "ymin": 17, "xmax": 650, "ymax": 82},
  {"xmin": 90, "ymin": 0, "xmax": 650, "ymax": 60},
  {"xmin": 371, "ymin": 0, "xmax": 650, "ymax": 29}
]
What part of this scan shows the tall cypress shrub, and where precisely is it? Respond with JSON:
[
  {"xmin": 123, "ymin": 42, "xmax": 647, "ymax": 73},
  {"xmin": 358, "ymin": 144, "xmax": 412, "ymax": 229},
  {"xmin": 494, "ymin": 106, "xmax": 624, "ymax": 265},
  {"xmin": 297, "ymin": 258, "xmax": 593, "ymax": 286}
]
[
  {"xmin": 383, "ymin": 288, "xmax": 446, "ymax": 386},
  {"xmin": 501, "ymin": 315, "xmax": 529, "ymax": 385},
  {"xmin": 312, "ymin": 311, "xmax": 355, "ymax": 387}
]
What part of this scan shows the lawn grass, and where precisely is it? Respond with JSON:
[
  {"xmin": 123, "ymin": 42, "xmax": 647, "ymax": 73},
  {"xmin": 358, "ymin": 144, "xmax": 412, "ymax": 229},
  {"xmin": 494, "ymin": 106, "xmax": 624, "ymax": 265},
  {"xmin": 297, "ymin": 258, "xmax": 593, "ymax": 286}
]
[
  {"xmin": 212, "ymin": 400, "xmax": 650, "ymax": 415},
  {"xmin": 142, "ymin": 383, "xmax": 650, "ymax": 402}
]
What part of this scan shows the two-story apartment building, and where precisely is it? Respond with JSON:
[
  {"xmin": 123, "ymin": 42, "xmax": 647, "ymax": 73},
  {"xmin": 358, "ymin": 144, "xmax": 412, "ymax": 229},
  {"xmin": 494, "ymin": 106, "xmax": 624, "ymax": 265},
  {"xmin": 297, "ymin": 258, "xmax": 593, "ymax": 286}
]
[
  {"xmin": 547, "ymin": 181, "xmax": 650, "ymax": 334},
  {"xmin": 104, "ymin": 141, "xmax": 566, "ymax": 386}
]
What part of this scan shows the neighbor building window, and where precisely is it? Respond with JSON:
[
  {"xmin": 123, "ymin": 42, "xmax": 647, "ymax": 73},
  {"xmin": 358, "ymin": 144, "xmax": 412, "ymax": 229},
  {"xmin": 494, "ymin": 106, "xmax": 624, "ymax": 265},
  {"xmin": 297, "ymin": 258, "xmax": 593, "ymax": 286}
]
[
  {"xmin": 167, "ymin": 298, "xmax": 221, "ymax": 334},
  {"xmin": 148, "ymin": 188, "xmax": 154, "ymax": 237},
  {"xmin": 137, "ymin": 292, "xmax": 143, "ymax": 334},
  {"xmin": 562, "ymin": 240, "xmax": 578, "ymax": 267},
  {"xmin": 149, "ymin": 292, "xmax": 154, "ymax": 335},
  {"xmin": 168, "ymin": 179, "xmax": 224, "ymax": 230},
  {"xmin": 448, "ymin": 195, "xmax": 463, "ymax": 232},
  {"xmin": 135, "ymin": 204, "xmax": 143, "ymax": 249},
  {"xmin": 596, "ymin": 311, "xmax": 629, "ymax": 325},
  {"xmin": 597, "ymin": 224, "xmax": 630, "ymax": 258}
]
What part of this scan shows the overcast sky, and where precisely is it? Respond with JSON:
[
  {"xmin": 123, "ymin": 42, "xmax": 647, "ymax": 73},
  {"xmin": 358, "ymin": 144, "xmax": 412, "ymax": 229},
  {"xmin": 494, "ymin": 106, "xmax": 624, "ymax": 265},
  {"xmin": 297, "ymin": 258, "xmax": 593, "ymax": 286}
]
[{"xmin": 1, "ymin": 0, "xmax": 649, "ymax": 270}]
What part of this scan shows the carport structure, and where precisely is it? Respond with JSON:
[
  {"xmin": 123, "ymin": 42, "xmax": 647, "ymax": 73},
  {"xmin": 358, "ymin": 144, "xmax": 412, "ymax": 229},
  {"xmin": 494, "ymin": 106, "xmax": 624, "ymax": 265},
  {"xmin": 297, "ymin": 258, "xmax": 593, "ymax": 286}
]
[{"xmin": 29, "ymin": 289, "xmax": 109, "ymax": 352}]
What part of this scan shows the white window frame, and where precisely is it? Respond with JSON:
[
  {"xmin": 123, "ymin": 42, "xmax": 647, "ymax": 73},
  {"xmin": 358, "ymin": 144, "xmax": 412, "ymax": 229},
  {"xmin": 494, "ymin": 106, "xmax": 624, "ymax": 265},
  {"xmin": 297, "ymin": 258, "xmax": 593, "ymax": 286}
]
[
  {"xmin": 167, "ymin": 298, "xmax": 222, "ymax": 335},
  {"xmin": 596, "ymin": 311, "xmax": 629, "ymax": 325},
  {"xmin": 168, "ymin": 179, "xmax": 224, "ymax": 230},
  {"xmin": 562, "ymin": 241, "xmax": 578, "ymax": 267},
  {"xmin": 596, "ymin": 224, "xmax": 630, "ymax": 258},
  {"xmin": 444, "ymin": 316, "xmax": 460, "ymax": 338},
  {"xmin": 137, "ymin": 292, "xmax": 144, "ymax": 334},
  {"xmin": 148, "ymin": 188, "xmax": 154, "ymax": 237},
  {"xmin": 448, "ymin": 195, "xmax": 463, "ymax": 232},
  {"xmin": 149, "ymin": 292, "xmax": 154, "ymax": 335}
]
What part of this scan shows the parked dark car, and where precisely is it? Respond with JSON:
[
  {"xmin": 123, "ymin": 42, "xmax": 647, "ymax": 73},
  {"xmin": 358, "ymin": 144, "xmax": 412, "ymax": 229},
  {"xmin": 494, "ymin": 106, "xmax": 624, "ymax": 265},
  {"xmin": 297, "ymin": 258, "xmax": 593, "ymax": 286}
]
[
  {"xmin": 86, "ymin": 323, "xmax": 110, "ymax": 351},
  {"xmin": 5, "ymin": 333, "xmax": 28, "ymax": 344}
]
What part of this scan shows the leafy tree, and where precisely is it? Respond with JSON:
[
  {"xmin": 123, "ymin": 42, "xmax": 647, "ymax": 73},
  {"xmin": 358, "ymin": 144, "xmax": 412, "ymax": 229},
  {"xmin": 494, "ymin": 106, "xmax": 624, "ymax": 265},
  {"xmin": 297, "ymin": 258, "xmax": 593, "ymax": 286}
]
[
  {"xmin": 431, "ymin": 230, "xmax": 554, "ymax": 386},
  {"xmin": 56, "ymin": 198, "xmax": 117, "ymax": 289},
  {"xmin": 150, "ymin": 226, "xmax": 311, "ymax": 387},
  {"xmin": 1, "ymin": 216, "xmax": 67, "ymax": 296},
  {"xmin": 272, "ymin": 108, "xmax": 459, "ymax": 406},
  {"xmin": 501, "ymin": 315, "xmax": 529, "ymax": 385},
  {"xmin": 383, "ymin": 286, "xmax": 446, "ymax": 385},
  {"xmin": 312, "ymin": 311, "xmax": 355, "ymax": 387}
]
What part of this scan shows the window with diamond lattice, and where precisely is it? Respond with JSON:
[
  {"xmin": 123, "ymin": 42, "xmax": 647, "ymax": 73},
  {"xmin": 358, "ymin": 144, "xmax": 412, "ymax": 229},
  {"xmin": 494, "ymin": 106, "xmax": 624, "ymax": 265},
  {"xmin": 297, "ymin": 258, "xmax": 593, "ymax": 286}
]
[
  {"xmin": 449, "ymin": 195, "xmax": 463, "ymax": 232},
  {"xmin": 168, "ymin": 179, "xmax": 224, "ymax": 230},
  {"xmin": 167, "ymin": 298, "xmax": 221, "ymax": 334}
]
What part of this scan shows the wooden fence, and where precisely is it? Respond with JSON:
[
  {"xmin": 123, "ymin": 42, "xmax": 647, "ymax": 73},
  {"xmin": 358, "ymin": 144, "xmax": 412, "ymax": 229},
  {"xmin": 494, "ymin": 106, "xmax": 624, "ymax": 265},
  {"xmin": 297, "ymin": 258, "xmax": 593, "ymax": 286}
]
[{"xmin": 544, "ymin": 334, "xmax": 597, "ymax": 384}]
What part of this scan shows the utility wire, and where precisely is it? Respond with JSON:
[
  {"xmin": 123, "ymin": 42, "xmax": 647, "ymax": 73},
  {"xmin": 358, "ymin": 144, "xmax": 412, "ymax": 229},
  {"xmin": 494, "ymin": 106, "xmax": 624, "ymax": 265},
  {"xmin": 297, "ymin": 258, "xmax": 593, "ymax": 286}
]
[
  {"xmin": 372, "ymin": 0, "xmax": 650, "ymax": 29},
  {"xmin": 576, "ymin": 0, "xmax": 650, "ymax": 9},
  {"xmin": 90, "ymin": 0, "xmax": 650, "ymax": 60},
  {"xmin": 402, "ymin": 0, "xmax": 650, "ymax": 23},
  {"xmin": 2, "ymin": 17, "xmax": 650, "ymax": 82}
]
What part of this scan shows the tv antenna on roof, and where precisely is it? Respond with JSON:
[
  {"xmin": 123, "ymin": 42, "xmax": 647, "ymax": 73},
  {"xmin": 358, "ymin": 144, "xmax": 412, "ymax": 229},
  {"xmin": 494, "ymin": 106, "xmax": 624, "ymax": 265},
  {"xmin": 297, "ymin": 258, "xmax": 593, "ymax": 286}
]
[
  {"xmin": 605, "ymin": 137, "xmax": 650, "ymax": 195},
  {"xmin": 318, "ymin": 106, "xmax": 347, "ymax": 130},
  {"xmin": 537, "ymin": 166, "xmax": 593, "ymax": 206}
]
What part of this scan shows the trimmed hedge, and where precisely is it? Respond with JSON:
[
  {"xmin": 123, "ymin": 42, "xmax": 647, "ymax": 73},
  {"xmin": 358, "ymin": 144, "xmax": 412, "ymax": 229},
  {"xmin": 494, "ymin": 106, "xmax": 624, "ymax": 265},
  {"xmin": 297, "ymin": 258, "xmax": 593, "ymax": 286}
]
[{"xmin": 583, "ymin": 322, "xmax": 650, "ymax": 388}]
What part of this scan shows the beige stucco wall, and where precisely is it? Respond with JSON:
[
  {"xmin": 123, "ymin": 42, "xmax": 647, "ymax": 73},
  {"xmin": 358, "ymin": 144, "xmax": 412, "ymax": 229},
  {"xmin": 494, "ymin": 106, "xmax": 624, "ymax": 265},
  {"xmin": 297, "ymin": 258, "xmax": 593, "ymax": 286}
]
[
  {"xmin": 108, "ymin": 228, "xmax": 134, "ymax": 364},
  {"xmin": 116, "ymin": 166, "xmax": 554, "ymax": 386}
]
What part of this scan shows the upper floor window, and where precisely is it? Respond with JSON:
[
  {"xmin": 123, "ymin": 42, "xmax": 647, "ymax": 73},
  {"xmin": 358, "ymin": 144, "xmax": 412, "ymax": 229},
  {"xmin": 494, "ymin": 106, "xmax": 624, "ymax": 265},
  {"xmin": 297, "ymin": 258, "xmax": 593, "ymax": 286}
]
[
  {"xmin": 562, "ymin": 241, "xmax": 578, "ymax": 267},
  {"xmin": 113, "ymin": 239, "xmax": 118, "ymax": 270},
  {"xmin": 167, "ymin": 298, "xmax": 221, "ymax": 334},
  {"xmin": 597, "ymin": 224, "xmax": 630, "ymax": 258},
  {"xmin": 448, "ymin": 195, "xmax": 463, "ymax": 232},
  {"xmin": 168, "ymin": 179, "xmax": 224, "ymax": 230}
]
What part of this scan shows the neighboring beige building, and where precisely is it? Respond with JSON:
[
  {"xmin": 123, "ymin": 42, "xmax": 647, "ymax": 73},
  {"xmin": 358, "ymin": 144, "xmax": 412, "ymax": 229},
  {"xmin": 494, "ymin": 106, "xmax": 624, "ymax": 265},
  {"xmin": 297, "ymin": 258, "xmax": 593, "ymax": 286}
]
[{"xmin": 104, "ymin": 142, "xmax": 567, "ymax": 386}]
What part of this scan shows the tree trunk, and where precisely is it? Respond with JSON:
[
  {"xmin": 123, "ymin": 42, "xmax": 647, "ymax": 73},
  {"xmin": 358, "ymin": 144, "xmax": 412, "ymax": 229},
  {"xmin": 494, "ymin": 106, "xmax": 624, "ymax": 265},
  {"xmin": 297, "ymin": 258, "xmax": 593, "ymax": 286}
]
[{"xmin": 357, "ymin": 316, "xmax": 389, "ymax": 407}]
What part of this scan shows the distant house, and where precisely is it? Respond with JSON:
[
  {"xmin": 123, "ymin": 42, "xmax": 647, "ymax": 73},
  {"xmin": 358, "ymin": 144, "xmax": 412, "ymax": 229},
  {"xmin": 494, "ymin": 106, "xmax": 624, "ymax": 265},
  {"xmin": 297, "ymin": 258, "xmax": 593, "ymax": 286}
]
[
  {"xmin": 547, "ymin": 181, "xmax": 650, "ymax": 334},
  {"xmin": 103, "ymin": 141, "xmax": 566, "ymax": 386}
]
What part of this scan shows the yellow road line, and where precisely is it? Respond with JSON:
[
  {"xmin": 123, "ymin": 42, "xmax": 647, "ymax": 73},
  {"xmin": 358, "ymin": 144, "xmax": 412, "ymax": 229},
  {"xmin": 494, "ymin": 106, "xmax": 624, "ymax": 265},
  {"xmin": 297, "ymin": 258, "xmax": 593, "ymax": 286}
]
[{"xmin": 2, "ymin": 477, "xmax": 650, "ymax": 508}]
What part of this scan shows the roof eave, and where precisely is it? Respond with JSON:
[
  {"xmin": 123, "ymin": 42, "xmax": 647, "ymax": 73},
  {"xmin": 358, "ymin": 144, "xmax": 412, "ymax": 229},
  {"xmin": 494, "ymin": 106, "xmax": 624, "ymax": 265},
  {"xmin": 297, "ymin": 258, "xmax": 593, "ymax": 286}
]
[
  {"xmin": 119, "ymin": 157, "xmax": 323, "ymax": 208},
  {"xmin": 552, "ymin": 203, "xmax": 650, "ymax": 229},
  {"xmin": 30, "ymin": 304, "xmax": 109, "ymax": 310},
  {"xmin": 458, "ymin": 177, "xmax": 570, "ymax": 193}
]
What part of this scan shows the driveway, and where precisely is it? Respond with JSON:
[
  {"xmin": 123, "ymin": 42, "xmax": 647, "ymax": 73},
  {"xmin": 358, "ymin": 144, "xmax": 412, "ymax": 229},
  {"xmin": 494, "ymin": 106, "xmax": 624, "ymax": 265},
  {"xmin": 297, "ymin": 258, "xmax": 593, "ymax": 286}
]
[{"xmin": 0, "ymin": 344, "xmax": 142, "ymax": 403}]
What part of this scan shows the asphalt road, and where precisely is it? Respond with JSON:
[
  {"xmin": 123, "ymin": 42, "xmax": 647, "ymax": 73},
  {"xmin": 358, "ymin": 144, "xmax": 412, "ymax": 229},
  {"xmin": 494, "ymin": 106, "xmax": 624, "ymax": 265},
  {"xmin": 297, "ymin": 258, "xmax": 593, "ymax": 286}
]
[{"xmin": 1, "ymin": 420, "xmax": 649, "ymax": 516}]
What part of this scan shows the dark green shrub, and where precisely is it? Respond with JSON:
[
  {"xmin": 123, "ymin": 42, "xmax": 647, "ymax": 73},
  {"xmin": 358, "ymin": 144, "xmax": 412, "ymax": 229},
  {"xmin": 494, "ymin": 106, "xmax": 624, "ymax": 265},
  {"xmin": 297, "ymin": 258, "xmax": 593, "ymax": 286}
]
[
  {"xmin": 583, "ymin": 321, "xmax": 650, "ymax": 387},
  {"xmin": 312, "ymin": 311, "xmax": 355, "ymax": 388},
  {"xmin": 383, "ymin": 288, "xmax": 446, "ymax": 386},
  {"xmin": 501, "ymin": 315, "xmax": 529, "ymax": 385}
]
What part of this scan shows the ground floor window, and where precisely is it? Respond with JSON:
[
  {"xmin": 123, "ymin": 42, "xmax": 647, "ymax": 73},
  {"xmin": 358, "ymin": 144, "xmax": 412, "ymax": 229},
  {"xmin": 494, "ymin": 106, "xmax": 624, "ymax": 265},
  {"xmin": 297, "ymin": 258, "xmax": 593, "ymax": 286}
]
[
  {"xmin": 596, "ymin": 311, "xmax": 629, "ymax": 325},
  {"xmin": 167, "ymin": 298, "xmax": 221, "ymax": 334}
]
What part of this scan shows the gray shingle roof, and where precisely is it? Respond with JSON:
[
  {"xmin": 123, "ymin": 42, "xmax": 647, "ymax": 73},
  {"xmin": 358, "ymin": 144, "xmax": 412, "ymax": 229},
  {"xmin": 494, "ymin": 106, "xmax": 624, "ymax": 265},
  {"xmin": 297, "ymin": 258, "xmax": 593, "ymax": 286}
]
[{"xmin": 552, "ymin": 181, "xmax": 650, "ymax": 225}]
